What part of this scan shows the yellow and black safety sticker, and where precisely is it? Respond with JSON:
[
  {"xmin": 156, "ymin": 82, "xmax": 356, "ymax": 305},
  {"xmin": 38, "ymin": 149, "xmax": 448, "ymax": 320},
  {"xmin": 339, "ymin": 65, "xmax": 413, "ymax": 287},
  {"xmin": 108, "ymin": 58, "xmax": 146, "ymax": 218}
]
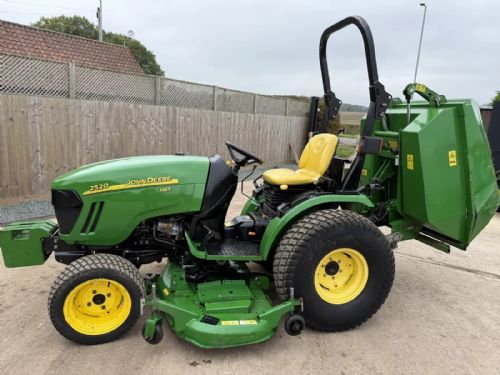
[
  {"xmin": 387, "ymin": 140, "xmax": 399, "ymax": 149},
  {"xmin": 415, "ymin": 83, "xmax": 426, "ymax": 93},
  {"xmin": 220, "ymin": 320, "xmax": 258, "ymax": 326},
  {"xmin": 239, "ymin": 320, "xmax": 257, "ymax": 325},
  {"xmin": 220, "ymin": 320, "xmax": 240, "ymax": 326},
  {"xmin": 407, "ymin": 154, "xmax": 414, "ymax": 170},
  {"xmin": 83, "ymin": 176, "xmax": 179, "ymax": 196},
  {"xmin": 448, "ymin": 150, "xmax": 457, "ymax": 167}
]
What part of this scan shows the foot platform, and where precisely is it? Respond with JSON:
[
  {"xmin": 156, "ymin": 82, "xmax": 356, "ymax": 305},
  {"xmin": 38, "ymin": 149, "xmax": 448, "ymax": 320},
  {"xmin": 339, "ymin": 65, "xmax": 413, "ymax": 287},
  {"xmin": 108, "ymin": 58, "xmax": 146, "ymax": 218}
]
[{"xmin": 205, "ymin": 239, "xmax": 260, "ymax": 258}]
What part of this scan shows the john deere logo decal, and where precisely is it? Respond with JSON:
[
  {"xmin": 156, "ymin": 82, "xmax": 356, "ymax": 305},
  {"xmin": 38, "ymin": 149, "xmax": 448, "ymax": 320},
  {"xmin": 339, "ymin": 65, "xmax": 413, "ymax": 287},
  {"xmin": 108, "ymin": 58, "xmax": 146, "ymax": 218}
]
[{"xmin": 83, "ymin": 176, "xmax": 179, "ymax": 195}]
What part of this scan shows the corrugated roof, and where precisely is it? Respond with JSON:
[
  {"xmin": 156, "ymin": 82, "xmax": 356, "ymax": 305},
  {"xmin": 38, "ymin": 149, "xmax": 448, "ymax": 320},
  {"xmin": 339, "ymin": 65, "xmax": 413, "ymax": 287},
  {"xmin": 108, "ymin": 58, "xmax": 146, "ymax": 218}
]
[{"xmin": 0, "ymin": 19, "xmax": 144, "ymax": 74}]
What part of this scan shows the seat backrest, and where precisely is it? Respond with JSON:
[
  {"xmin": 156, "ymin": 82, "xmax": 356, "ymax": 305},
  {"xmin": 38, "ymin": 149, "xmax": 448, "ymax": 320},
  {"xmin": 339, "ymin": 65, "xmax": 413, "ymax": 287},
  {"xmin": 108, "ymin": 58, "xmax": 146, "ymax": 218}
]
[{"xmin": 298, "ymin": 133, "xmax": 339, "ymax": 175}]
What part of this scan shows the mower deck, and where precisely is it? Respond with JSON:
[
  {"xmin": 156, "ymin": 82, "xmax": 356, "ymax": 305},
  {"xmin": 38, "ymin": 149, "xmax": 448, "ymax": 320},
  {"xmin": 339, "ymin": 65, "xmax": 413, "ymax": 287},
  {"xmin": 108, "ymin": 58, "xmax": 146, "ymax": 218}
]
[{"xmin": 143, "ymin": 264, "xmax": 301, "ymax": 348}]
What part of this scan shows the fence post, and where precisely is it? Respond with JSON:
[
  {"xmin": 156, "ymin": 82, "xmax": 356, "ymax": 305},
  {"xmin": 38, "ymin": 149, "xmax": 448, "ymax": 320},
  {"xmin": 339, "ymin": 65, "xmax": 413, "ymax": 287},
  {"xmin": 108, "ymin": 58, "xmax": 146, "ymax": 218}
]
[
  {"xmin": 68, "ymin": 62, "xmax": 76, "ymax": 99},
  {"xmin": 213, "ymin": 86, "xmax": 217, "ymax": 111},
  {"xmin": 285, "ymin": 98, "xmax": 289, "ymax": 116},
  {"xmin": 155, "ymin": 76, "xmax": 162, "ymax": 105},
  {"xmin": 253, "ymin": 94, "xmax": 258, "ymax": 114}
]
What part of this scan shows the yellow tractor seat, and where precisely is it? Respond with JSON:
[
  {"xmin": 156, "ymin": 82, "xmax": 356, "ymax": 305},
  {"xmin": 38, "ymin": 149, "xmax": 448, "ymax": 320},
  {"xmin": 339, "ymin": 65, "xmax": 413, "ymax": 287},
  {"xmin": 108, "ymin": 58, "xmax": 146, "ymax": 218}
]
[{"xmin": 263, "ymin": 133, "xmax": 339, "ymax": 186}]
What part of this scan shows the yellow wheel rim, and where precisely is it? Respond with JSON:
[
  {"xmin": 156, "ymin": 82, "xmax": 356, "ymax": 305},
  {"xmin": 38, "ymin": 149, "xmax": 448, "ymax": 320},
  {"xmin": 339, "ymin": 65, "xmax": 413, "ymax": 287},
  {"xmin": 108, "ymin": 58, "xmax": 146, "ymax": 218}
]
[
  {"xmin": 63, "ymin": 278, "xmax": 132, "ymax": 335},
  {"xmin": 314, "ymin": 248, "xmax": 369, "ymax": 304}
]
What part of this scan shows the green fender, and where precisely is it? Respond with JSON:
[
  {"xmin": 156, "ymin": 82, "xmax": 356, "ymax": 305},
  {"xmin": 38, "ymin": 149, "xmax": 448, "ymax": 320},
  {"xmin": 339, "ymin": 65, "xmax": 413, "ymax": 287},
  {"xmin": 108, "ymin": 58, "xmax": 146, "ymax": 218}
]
[{"xmin": 258, "ymin": 194, "xmax": 374, "ymax": 260}]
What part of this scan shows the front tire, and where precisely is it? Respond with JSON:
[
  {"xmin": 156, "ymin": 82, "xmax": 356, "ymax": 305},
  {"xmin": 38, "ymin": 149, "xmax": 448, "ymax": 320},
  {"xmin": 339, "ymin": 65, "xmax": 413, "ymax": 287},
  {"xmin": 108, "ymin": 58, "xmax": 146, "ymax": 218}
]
[
  {"xmin": 48, "ymin": 253, "xmax": 145, "ymax": 345},
  {"xmin": 273, "ymin": 209, "xmax": 394, "ymax": 332}
]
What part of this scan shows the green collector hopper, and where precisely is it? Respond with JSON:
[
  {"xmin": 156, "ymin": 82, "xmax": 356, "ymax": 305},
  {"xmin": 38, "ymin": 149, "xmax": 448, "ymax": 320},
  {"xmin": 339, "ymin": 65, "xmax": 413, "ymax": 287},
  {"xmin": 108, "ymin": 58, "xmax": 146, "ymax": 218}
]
[{"xmin": 397, "ymin": 96, "xmax": 498, "ymax": 249}]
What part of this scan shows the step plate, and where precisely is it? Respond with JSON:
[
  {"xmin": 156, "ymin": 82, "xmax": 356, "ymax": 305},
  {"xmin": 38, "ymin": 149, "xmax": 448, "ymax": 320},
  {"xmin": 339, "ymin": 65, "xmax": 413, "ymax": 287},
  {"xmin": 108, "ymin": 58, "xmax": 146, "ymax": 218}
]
[{"xmin": 205, "ymin": 239, "xmax": 260, "ymax": 257}]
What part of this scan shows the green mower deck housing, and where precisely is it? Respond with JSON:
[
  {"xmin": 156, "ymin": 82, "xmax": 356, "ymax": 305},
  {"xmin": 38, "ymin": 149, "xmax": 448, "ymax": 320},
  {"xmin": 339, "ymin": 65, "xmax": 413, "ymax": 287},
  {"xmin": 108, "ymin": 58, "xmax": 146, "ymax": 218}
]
[{"xmin": 0, "ymin": 16, "xmax": 497, "ymax": 349}]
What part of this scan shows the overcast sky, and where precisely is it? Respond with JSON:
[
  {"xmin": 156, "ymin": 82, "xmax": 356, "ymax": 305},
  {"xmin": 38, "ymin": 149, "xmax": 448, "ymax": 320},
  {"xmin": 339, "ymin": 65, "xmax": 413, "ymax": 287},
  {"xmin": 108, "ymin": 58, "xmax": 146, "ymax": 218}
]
[{"xmin": 1, "ymin": 0, "xmax": 499, "ymax": 105}]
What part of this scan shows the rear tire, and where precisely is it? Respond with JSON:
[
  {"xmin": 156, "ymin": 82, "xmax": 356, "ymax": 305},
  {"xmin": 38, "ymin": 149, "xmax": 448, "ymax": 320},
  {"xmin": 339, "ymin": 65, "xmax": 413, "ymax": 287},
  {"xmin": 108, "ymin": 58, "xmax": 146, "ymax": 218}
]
[
  {"xmin": 48, "ymin": 253, "xmax": 145, "ymax": 345},
  {"xmin": 273, "ymin": 209, "xmax": 394, "ymax": 332}
]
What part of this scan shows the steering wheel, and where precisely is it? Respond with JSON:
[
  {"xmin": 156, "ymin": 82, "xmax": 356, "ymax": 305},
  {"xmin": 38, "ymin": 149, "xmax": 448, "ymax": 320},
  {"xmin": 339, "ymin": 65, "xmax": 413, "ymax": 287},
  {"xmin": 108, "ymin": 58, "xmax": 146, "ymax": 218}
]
[{"xmin": 225, "ymin": 142, "xmax": 264, "ymax": 167}]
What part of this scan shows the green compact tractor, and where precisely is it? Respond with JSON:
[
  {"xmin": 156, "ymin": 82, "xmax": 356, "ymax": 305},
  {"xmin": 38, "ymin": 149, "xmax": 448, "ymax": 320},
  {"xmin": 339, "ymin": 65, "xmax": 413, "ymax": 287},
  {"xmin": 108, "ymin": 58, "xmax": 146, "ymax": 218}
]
[{"xmin": 1, "ymin": 16, "xmax": 498, "ymax": 349}]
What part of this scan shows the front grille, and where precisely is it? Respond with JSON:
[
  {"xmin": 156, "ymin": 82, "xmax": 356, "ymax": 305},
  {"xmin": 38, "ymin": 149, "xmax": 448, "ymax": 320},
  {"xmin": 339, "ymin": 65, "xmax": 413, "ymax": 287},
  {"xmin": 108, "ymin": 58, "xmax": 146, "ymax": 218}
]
[
  {"xmin": 80, "ymin": 201, "xmax": 104, "ymax": 234},
  {"xmin": 51, "ymin": 190, "xmax": 83, "ymax": 234}
]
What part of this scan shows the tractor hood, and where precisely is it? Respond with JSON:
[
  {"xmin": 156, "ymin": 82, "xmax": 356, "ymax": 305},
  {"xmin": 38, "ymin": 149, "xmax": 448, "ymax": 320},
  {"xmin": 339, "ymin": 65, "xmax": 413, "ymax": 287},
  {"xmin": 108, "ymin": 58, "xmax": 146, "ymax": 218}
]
[
  {"xmin": 51, "ymin": 155, "xmax": 211, "ymax": 245},
  {"xmin": 52, "ymin": 155, "xmax": 210, "ymax": 194}
]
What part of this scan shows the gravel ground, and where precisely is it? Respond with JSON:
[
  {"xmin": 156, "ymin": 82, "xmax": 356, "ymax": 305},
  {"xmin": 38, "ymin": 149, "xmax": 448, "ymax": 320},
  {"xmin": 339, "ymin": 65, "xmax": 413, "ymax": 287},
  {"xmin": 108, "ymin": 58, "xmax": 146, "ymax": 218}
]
[{"xmin": 0, "ymin": 200, "xmax": 54, "ymax": 225}]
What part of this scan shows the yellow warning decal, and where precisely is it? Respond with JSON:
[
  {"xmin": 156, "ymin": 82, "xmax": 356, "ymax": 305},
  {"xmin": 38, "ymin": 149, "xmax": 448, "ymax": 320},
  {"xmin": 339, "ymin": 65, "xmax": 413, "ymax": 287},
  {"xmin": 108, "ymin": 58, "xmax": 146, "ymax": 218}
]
[
  {"xmin": 407, "ymin": 154, "xmax": 414, "ymax": 170},
  {"xmin": 220, "ymin": 320, "xmax": 258, "ymax": 326},
  {"xmin": 361, "ymin": 169, "xmax": 368, "ymax": 176},
  {"xmin": 415, "ymin": 83, "xmax": 426, "ymax": 93},
  {"xmin": 449, "ymin": 150, "xmax": 457, "ymax": 167},
  {"xmin": 388, "ymin": 140, "xmax": 399, "ymax": 149},
  {"xmin": 221, "ymin": 320, "xmax": 240, "ymax": 326},
  {"xmin": 239, "ymin": 320, "xmax": 257, "ymax": 325}
]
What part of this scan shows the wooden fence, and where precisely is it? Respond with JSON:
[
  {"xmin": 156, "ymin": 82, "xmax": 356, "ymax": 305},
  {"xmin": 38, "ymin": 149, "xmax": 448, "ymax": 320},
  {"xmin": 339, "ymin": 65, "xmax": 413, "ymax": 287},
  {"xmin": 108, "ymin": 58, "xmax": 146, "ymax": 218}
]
[{"xmin": 0, "ymin": 94, "xmax": 308, "ymax": 202}]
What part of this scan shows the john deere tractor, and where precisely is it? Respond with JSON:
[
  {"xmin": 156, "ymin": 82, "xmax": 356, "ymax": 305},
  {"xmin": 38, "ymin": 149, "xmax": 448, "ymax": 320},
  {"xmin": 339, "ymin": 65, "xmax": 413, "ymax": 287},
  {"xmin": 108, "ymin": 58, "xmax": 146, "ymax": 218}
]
[{"xmin": 1, "ymin": 16, "xmax": 498, "ymax": 349}]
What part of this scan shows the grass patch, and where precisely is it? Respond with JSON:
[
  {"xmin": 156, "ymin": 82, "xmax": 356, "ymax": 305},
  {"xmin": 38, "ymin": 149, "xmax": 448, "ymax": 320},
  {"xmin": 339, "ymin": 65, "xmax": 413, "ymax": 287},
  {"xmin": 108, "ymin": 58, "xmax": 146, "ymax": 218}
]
[
  {"xmin": 336, "ymin": 144, "xmax": 356, "ymax": 158},
  {"xmin": 339, "ymin": 134, "xmax": 359, "ymax": 139}
]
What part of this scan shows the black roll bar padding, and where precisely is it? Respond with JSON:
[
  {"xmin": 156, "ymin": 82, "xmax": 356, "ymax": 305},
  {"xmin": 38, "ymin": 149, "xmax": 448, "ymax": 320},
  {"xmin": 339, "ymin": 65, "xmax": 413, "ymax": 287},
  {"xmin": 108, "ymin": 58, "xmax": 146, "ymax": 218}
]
[
  {"xmin": 308, "ymin": 96, "xmax": 320, "ymax": 135},
  {"xmin": 319, "ymin": 16, "xmax": 379, "ymax": 95},
  {"xmin": 318, "ymin": 15, "xmax": 392, "ymax": 191}
]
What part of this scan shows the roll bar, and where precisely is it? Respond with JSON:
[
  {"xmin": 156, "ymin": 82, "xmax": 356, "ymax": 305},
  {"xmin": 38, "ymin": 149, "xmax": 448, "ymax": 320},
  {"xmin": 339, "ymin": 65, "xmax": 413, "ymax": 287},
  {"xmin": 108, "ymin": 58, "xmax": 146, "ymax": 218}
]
[{"xmin": 318, "ymin": 16, "xmax": 392, "ymax": 191}]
